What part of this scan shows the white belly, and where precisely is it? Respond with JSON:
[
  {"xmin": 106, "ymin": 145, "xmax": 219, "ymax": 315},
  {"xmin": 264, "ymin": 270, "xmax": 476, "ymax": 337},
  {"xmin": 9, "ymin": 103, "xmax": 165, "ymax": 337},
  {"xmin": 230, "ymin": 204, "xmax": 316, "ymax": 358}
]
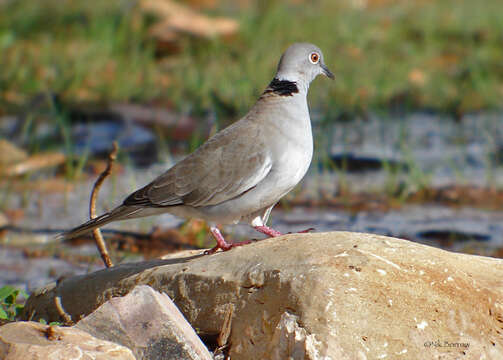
[{"xmin": 219, "ymin": 120, "xmax": 313, "ymax": 220}]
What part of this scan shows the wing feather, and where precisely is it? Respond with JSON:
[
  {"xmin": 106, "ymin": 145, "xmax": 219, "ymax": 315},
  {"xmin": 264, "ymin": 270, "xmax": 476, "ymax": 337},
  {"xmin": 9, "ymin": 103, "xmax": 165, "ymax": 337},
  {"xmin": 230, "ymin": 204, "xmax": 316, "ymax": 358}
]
[{"xmin": 123, "ymin": 120, "xmax": 271, "ymax": 208}]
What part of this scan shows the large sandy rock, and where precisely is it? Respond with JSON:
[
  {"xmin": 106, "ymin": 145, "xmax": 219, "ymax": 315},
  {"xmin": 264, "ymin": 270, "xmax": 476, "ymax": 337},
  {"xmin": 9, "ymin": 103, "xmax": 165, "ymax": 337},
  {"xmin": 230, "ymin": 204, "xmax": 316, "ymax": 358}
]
[
  {"xmin": 0, "ymin": 321, "xmax": 135, "ymax": 360},
  {"xmin": 23, "ymin": 232, "xmax": 503, "ymax": 359}
]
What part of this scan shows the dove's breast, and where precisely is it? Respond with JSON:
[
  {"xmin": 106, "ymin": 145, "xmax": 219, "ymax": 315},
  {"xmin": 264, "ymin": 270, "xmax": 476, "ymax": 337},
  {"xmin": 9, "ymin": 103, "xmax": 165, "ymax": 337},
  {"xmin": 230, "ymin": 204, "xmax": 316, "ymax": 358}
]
[
  {"xmin": 267, "ymin": 103, "xmax": 312, "ymax": 189},
  {"xmin": 246, "ymin": 94, "xmax": 313, "ymax": 207}
]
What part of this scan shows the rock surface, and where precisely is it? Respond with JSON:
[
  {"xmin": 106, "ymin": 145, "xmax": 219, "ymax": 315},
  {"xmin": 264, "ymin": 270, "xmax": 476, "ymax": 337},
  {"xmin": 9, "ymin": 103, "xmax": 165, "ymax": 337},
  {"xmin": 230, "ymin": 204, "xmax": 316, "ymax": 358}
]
[
  {"xmin": 76, "ymin": 285, "xmax": 212, "ymax": 360},
  {"xmin": 0, "ymin": 321, "xmax": 135, "ymax": 360},
  {"xmin": 23, "ymin": 232, "xmax": 503, "ymax": 359}
]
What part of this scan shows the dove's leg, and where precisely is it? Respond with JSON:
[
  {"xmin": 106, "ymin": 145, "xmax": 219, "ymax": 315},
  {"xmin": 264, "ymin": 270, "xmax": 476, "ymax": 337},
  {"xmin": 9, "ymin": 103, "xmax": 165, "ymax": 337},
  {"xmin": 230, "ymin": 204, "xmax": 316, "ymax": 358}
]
[
  {"xmin": 205, "ymin": 226, "xmax": 252, "ymax": 254},
  {"xmin": 254, "ymin": 225, "xmax": 283, "ymax": 237},
  {"xmin": 250, "ymin": 210, "xmax": 283, "ymax": 237}
]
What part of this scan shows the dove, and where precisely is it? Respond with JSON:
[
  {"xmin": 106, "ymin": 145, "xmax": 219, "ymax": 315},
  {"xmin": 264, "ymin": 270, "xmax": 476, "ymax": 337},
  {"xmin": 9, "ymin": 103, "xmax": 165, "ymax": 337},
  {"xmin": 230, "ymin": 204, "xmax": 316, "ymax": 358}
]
[{"xmin": 59, "ymin": 42, "xmax": 334, "ymax": 253}]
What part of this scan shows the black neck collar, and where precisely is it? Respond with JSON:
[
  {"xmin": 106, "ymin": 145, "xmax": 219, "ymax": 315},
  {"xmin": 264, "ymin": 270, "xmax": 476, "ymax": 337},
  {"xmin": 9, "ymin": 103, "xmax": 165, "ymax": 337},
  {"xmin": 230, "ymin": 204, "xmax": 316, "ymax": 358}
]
[{"xmin": 263, "ymin": 78, "xmax": 299, "ymax": 96}]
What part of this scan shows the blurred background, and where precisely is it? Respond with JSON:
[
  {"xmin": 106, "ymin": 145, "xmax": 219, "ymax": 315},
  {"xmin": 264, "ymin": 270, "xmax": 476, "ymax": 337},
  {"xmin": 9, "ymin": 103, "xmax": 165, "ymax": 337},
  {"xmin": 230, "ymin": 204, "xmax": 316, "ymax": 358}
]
[{"xmin": 1, "ymin": 0, "xmax": 503, "ymax": 298}]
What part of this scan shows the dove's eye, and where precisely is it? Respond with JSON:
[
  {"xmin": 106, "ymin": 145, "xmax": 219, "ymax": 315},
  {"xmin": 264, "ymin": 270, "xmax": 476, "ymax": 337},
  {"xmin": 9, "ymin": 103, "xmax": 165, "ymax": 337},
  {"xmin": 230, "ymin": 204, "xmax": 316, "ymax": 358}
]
[{"xmin": 309, "ymin": 52, "xmax": 320, "ymax": 64}]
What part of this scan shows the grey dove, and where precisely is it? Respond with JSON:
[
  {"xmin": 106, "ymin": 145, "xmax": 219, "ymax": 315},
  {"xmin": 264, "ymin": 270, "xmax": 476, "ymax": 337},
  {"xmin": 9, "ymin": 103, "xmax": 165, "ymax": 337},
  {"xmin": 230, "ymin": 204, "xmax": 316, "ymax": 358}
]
[{"xmin": 59, "ymin": 43, "xmax": 334, "ymax": 253}]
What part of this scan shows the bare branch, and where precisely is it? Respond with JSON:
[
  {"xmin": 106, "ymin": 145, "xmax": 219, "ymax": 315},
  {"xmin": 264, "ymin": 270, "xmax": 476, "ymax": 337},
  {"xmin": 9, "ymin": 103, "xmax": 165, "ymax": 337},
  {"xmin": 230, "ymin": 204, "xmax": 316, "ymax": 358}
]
[{"xmin": 89, "ymin": 142, "xmax": 118, "ymax": 268}]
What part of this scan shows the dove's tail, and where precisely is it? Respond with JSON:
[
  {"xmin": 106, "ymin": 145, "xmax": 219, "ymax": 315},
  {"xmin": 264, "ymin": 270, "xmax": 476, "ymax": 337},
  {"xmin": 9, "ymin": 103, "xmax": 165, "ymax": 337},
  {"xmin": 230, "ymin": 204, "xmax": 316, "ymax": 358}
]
[{"xmin": 56, "ymin": 205, "xmax": 142, "ymax": 241}]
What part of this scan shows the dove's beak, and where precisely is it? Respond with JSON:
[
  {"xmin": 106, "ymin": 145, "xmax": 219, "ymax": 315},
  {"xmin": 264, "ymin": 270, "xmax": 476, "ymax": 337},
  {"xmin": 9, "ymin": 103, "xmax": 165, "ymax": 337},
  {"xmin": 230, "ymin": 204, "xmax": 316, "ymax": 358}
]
[{"xmin": 321, "ymin": 63, "xmax": 335, "ymax": 80}]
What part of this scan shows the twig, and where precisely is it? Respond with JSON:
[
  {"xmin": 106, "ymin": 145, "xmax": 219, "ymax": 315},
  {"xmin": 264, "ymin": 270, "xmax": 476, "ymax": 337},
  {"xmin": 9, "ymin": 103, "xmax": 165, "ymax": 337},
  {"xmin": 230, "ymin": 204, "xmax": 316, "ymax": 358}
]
[
  {"xmin": 54, "ymin": 295, "xmax": 73, "ymax": 326},
  {"xmin": 89, "ymin": 142, "xmax": 118, "ymax": 268}
]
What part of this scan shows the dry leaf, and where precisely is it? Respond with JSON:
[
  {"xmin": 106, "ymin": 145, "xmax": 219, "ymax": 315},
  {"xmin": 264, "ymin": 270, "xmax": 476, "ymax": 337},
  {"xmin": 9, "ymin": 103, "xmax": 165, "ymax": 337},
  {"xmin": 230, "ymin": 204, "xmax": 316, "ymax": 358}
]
[
  {"xmin": 346, "ymin": 45, "xmax": 362, "ymax": 59},
  {"xmin": 8, "ymin": 178, "xmax": 74, "ymax": 193},
  {"xmin": 140, "ymin": 0, "xmax": 239, "ymax": 42},
  {"xmin": 429, "ymin": 53, "xmax": 460, "ymax": 69},
  {"xmin": 1, "ymin": 153, "xmax": 66, "ymax": 177},
  {"xmin": 408, "ymin": 68, "xmax": 426, "ymax": 86},
  {"xmin": 0, "ymin": 140, "xmax": 28, "ymax": 166}
]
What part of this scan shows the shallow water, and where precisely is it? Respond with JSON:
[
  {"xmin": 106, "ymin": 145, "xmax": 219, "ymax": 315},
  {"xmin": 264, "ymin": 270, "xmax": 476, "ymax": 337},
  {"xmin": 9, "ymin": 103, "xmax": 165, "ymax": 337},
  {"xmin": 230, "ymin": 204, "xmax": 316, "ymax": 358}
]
[{"xmin": 314, "ymin": 111, "xmax": 503, "ymax": 188}]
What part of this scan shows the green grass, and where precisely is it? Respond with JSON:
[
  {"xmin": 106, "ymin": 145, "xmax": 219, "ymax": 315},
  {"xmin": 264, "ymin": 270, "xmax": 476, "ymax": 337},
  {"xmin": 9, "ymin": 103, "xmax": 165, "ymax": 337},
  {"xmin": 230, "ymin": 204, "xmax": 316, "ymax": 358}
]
[
  {"xmin": 0, "ymin": 285, "xmax": 60, "ymax": 325},
  {"xmin": 0, "ymin": 285, "xmax": 28, "ymax": 321},
  {"xmin": 0, "ymin": 1, "xmax": 161, "ymax": 109},
  {"xmin": 1, "ymin": 0, "xmax": 502, "ymax": 118}
]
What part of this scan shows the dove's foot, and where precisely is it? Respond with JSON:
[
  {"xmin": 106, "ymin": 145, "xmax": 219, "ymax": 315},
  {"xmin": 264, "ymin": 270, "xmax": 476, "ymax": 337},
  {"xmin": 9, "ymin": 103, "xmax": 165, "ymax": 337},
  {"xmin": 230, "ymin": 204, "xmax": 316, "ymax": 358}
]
[
  {"xmin": 205, "ymin": 227, "xmax": 252, "ymax": 255},
  {"xmin": 254, "ymin": 225, "xmax": 315, "ymax": 237},
  {"xmin": 289, "ymin": 227, "xmax": 315, "ymax": 234},
  {"xmin": 254, "ymin": 225, "xmax": 283, "ymax": 237}
]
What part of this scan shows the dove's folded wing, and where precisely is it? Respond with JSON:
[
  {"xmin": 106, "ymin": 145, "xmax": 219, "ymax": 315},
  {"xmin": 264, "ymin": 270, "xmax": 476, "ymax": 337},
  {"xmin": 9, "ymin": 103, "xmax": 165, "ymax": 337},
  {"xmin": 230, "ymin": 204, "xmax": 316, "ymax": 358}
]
[{"xmin": 123, "ymin": 123, "xmax": 272, "ymax": 208}]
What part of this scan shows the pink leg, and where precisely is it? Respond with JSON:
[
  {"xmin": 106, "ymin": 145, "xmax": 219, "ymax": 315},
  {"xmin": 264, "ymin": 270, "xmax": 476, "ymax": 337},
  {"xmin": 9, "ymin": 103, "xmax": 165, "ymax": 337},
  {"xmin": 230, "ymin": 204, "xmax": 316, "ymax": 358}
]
[
  {"xmin": 254, "ymin": 225, "xmax": 283, "ymax": 237},
  {"xmin": 204, "ymin": 227, "xmax": 252, "ymax": 255}
]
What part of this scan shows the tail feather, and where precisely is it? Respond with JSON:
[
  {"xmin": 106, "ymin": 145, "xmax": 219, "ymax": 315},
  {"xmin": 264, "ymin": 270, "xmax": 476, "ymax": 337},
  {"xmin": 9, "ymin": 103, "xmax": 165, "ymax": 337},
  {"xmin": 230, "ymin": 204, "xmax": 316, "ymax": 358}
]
[{"xmin": 56, "ymin": 205, "xmax": 141, "ymax": 241}]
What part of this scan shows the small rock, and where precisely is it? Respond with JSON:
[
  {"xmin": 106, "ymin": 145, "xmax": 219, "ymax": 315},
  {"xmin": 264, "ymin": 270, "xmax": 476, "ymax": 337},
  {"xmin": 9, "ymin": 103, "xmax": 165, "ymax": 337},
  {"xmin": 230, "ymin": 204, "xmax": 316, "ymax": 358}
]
[
  {"xmin": 76, "ymin": 285, "xmax": 212, "ymax": 360},
  {"xmin": 268, "ymin": 312, "xmax": 331, "ymax": 360},
  {"xmin": 0, "ymin": 321, "xmax": 135, "ymax": 360}
]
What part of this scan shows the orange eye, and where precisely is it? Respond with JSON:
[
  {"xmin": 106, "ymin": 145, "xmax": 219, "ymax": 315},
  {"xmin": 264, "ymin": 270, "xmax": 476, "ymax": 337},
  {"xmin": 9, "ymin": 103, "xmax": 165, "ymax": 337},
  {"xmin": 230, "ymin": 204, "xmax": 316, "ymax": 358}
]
[{"xmin": 309, "ymin": 52, "xmax": 320, "ymax": 64}]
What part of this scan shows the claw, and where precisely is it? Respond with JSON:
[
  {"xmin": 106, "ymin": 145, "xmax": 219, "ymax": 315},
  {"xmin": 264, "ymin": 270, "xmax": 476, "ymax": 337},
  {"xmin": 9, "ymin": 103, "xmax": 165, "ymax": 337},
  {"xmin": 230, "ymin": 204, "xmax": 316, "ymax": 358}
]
[
  {"xmin": 204, "ymin": 227, "xmax": 252, "ymax": 255},
  {"xmin": 289, "ymin": 227, "xmax": 315, "ymax": 234},
  {"xmin": 254, "ymin": 225, "xmax": 315, "ymax": 237}
]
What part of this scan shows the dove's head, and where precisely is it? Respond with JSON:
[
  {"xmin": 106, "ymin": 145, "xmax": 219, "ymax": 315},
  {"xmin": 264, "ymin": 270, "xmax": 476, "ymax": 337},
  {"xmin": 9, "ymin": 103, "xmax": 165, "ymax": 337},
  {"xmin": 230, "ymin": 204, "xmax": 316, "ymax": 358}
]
[{"xmin": 275, "ymin": 43, "xmax": 334, "ymax": 88}]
